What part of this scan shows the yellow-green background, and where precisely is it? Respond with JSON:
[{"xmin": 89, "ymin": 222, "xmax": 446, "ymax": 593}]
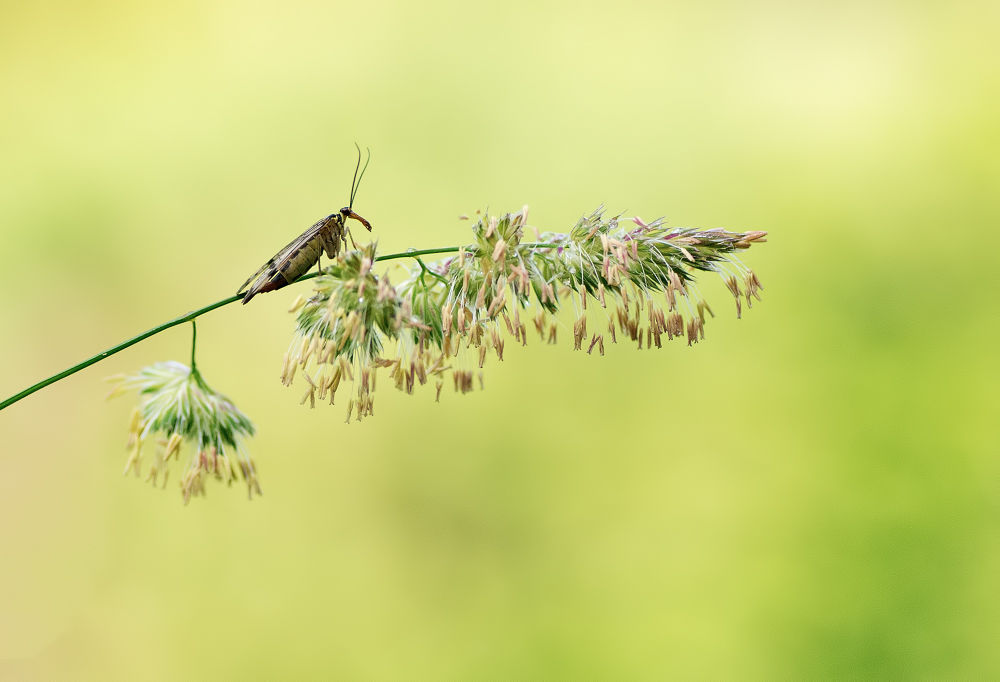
[{"xmin": 1, "ymin": 0, "xmax": 998, "ymax": 678}]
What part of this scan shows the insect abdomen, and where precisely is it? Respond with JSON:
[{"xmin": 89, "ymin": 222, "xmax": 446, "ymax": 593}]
[{"xmin": 277, "ymin": 238, "xmax": 324, "ymax": 285}]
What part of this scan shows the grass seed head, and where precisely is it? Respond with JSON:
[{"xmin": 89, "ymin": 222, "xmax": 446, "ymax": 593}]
[
  {"xmin": 107, "ymin": 361, "xmax": 257, "ymax": 503},
  {"xmin": 279, "ymin": 206, "xmax": 767, "ymax": 418}
]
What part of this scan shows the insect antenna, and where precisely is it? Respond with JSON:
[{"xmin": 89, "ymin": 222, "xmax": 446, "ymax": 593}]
[{"xmin": 349, "ymin": 143, "xmax": 371, "ymax": 210}]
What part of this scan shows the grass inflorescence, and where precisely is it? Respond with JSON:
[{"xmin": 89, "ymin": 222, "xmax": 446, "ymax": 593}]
[
  {"xmin": 284, "ymin": 205, "xmax": 767, "ymax": 420},
  {"xmin": 107, "ymin": 361, "xmax": 260, "ymax": 503}
]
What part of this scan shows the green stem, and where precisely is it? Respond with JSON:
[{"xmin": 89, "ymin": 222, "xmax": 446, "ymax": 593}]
[
  {"xmin": 189, "ymin": 319, "xmax": 212, "ymax": 391},
  {"xmin": 190, "ymin": 320, "xmax": 198, "ymax": 373},
  {"xmin": 519, "ymin": 242, "xmax": 561, "ymax": 249},
  {"xmin": 1, "ymin": 294, "xmax": 239, "ymax": 413},
  {"xmin": 0, "ymin": 243, "xmax": 507, "ymax": 413}
]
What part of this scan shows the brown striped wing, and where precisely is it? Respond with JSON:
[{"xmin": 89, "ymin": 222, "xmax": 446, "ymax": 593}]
[{"xmin": 237, "ymin": 216, "xmax": 333, "ymax": 301}]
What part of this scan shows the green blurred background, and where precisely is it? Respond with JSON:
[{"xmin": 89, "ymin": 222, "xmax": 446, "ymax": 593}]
[{"xmin": 1, "ymin": 0, "xmax": 998, "ymax": 678}]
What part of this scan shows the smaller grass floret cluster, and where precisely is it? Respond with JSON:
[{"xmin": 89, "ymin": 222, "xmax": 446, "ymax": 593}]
[
  {"xmin": 284, "ymin": 205, "xmax": 767, "ymax": 421},
  {"xmin": 107, "ymin": 361, "xmax": 260, "ymax": 503}
]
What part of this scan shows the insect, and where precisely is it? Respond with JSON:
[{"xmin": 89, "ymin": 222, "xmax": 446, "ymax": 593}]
[{"xmin": 238, "ymin": 147, "xmax": 373, "ymax": 304}]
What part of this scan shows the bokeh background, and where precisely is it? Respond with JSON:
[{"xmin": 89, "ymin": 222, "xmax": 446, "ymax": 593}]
[{"xmin": 1, "ymin": 0, "xmax": 998, "ymax": 678}]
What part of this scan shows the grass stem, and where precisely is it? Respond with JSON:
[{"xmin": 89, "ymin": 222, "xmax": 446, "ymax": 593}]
[{"xmin": 0, "ymin": 245, "xmax": 472, "ymax": 412}]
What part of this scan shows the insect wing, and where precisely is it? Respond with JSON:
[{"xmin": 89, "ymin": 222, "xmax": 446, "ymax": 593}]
[{"xmin": 237, "ymin": 217, "xmax": 330, "ymax": 294}]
